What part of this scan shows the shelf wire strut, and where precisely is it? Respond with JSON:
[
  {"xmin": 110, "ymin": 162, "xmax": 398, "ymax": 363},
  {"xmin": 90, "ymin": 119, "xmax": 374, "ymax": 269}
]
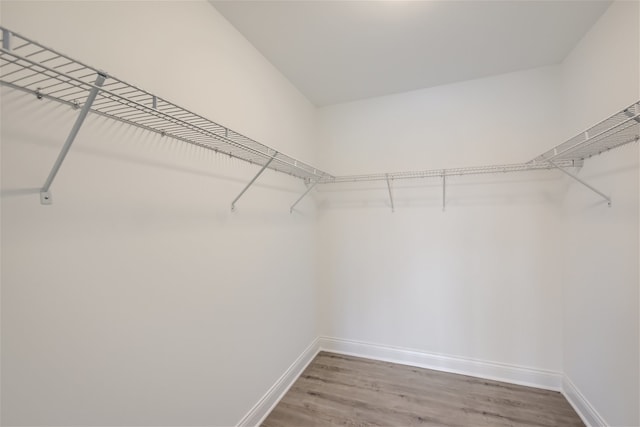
[{"xmin": 40, "ymin": 72, "xmax": 106, "ymax": 204}]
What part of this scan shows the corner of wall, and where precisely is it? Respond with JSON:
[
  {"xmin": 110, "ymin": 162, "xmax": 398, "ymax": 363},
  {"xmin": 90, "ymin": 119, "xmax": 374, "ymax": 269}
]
[
  {"xmin": 236, "ymin": 338, "xmax": 321, "ymax": 427},
  {"xmin": 562, "ymin": 375, "xmax": 608, "ymax": 427}
]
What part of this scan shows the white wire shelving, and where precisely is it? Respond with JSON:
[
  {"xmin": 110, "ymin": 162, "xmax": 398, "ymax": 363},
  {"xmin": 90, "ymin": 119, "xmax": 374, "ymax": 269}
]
[
  {"xmin": 0, "ymin": 27, "xmax": 332, "ymax": 209},
  {"xmin": 318, "ymin": 161, "xmax": 581, "ymax": 184},
  {"xmin": 318, "ymin": 102, "xmax": 639, "ymax": 209},
  {"xmin": 531, "ymin": 103, "xmax": 640, "ymax": 165},
  {"xmin": 319, "ymin": 102, "xmax": 640, "ymax": 185},
  {"xmin": 1, "ymin": 26, "xmax": 638, "ymax": 211}
]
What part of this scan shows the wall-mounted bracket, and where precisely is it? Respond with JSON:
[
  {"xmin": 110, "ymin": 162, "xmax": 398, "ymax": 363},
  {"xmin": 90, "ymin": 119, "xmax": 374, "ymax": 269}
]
[
  {"xmin": 231, "ymin": 153, "xmax": 277, "ymax": 211},
  {"xmin": 40, "ymin": 72, "xmax": 107, "ymax": 205},
  {"xmin": 549, "ymin": 160, "xmax": 611, "ymax": 207},
  {"xmin": 386, "ymin": 174, "xmax": 394, "ymax": 212},
  {"xmin": 290, "ymin": 181, "xmax": 318, "ymax": 214},
  {"xmin": 40, "ymin": 191, "xmax": 52, "ymax": 205},
  {"xmin": 2, "ymin": 28, "xmax": 11, "ymax": 50},
  {"xmin": 442, "ymin": 171, "xmax": 446, "ymax": 212}
]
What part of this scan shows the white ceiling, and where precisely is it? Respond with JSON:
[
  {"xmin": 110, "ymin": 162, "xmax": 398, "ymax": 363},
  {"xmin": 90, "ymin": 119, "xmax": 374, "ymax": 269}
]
[{"xmin": 211, "ymin": 1, "xmax": 611, "ymax": 107}]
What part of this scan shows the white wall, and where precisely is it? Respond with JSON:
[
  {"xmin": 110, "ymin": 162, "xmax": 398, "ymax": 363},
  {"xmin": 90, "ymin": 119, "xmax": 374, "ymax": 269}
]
[
  {"xmin": 2, "ymin": 1, "xmax": 638, "ymax": 426},
  {"xmin": 560, "ymin": 2, "xmax": 639, "ymax": 425},
  {"xmin": 1, "ymin": 2, "xmax": 320, "ymax": 426},
  {"xmin": 315, "ymin": 66, "xmax": 567, "ymax": 373},
  {"xmin": 314, "ymin": 4, "xmax": 639, "ymax": 424}
]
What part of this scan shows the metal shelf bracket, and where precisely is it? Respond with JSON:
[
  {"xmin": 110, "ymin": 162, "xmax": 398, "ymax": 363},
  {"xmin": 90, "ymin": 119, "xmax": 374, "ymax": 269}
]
[
  {"xmin": 386, "ymin": 174, "xmax": 394, "ymax": 212},
  {"xmin": 549, "ymin": 160, "xmax": 611, "ymax": 207},
  {"xmin": 231, "ymin": 152, "xmax": 278, "ymax": 211},
  {"xmin": 40, "ymin": 72, "xmax": 107, "ymax": 205},
  {"xmin": 2, "ymin": 29, "xmax": 10, "ymax": 50},
  {"xmin": 290, "ymin": 181, "xmax": 318, "ymax": 214},
  {"xmin": 442, "ymin": 171, "xmax": 446, "ymax": 212}
]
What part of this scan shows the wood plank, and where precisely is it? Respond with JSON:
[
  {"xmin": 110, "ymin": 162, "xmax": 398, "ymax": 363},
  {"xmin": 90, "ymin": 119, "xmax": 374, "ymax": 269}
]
[{"xmin": 262, "ymin": 352, "xmax": 584, "ymax": 427}]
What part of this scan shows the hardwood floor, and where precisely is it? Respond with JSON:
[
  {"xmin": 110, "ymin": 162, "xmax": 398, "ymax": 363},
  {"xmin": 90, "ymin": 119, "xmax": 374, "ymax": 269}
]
[{"xmin": 262, "ymin": 352, "xmax": 584, "ymax": 427}]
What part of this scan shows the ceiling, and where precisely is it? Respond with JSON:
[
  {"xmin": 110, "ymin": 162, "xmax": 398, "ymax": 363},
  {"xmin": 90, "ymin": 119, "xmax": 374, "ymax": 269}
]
[{"xmin": 211, "ymin": 1, "xmax": 611, "ymax": 107}]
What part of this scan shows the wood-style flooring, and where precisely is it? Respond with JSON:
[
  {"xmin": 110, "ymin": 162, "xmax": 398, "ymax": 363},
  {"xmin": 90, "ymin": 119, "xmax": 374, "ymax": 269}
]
[{"xmin": 262, "ymin": 352, "xmax": 584, "ymax": 427}]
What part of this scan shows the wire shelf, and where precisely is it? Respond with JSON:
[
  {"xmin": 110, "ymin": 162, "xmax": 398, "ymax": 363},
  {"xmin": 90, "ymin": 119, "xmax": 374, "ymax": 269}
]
[
  {"xmin": 321, "ymin": 102, "xmax": 640, "ymax": 185},
  {"xmin": 0, "ymin": 27, "xmax": 333, "ymax": 182},
  {"xmin": 318, "ymin": 160, "xmax": 581, "ymax": 184},
  {"xmin": 1, "ymin": 26, "xmax": 638, "ymax": 195},
  {"xmin": 532, "ymin": 101, "xmax": 640, "ymax": 164}
]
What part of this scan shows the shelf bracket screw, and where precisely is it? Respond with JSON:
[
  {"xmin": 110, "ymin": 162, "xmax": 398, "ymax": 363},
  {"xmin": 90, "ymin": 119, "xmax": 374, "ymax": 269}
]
[{"xmin": 40, "ymin": 191, "xmax": 52, "ymax": 205}]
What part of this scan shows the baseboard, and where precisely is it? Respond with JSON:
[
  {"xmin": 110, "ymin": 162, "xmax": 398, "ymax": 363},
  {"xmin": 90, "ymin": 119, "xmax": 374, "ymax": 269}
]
[
  {"xmin": 561, "ymin": 375, "xmax": 608, "ymax": 427},
  {"xmin": 237, "ymin": 336, "xmax": 593, "ymax": 427},
  {"xmin": 318, "ymin": 336, "xmax": 563, "ymax": 391},
  {"xmin": 236, "ymin": 338, "xmax": 320, "ymax": 427}
]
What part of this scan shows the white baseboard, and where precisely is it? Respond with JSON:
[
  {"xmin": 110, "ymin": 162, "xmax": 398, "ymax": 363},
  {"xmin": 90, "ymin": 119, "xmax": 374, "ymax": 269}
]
[
  {"xmin": 237, "ymin": 336, "xmax": 606, "ymax": 427},
  {"xmin": 236, "ymin": 338, "xmax": 320, "ymax": 427},
  {"xmin": 562, "ymin": 375, "xmax": 608, "ymax": 427},
  {"xmin": 318, "ymin": 336, "xmax": 563, "ymax": 391}
]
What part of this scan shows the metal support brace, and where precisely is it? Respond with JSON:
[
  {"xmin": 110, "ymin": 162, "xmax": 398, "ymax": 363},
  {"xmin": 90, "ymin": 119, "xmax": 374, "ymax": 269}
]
[
  {"xmin": 549, "ymin": 160, "xmax": 611, "ymax": 207},
  {"xmin": 40, "ymin": 72, "xmax": 107, "ymax": 204},
  {"xmin": 2, "ymin": 28, "xmax": 11, "ymax": 50},
  {"xmin": 442, "ymin": 171, "xmax": 446, "ymax": 212},
  {"xmin": 624, "ymin": 107, "xmax": 640, "ymax": 123},
  {"xmin": 290, "ymin": 181, "xmax": 318, "ymax": 214},
  {"xmin": 231, "ymin": 153, "xmax": 277, "ymax": 211},
  {"xmin": 386, "ymin": 174, "xmax": 394, "ymax": 212}
]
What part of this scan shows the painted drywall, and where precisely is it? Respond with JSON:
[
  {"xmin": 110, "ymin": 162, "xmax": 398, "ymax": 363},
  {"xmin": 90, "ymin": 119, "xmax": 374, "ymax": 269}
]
[
  {"xmin": 1, "ymin": 1, "xmax": 320, "ymax": 426},
  {"xmin": 315, "ymin": 66, "xmax": 567, "ymax": 373},
  {"xmin": 314, "ymin": 5, "xmax": 639, "ymax": 423},
  {"xmin": 560, "ymin": 1, "xmax": 640, "ymax": 425},
  {"xmin": 2, "ymin": 1, "xmax": 638, "ymax": 426}
]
